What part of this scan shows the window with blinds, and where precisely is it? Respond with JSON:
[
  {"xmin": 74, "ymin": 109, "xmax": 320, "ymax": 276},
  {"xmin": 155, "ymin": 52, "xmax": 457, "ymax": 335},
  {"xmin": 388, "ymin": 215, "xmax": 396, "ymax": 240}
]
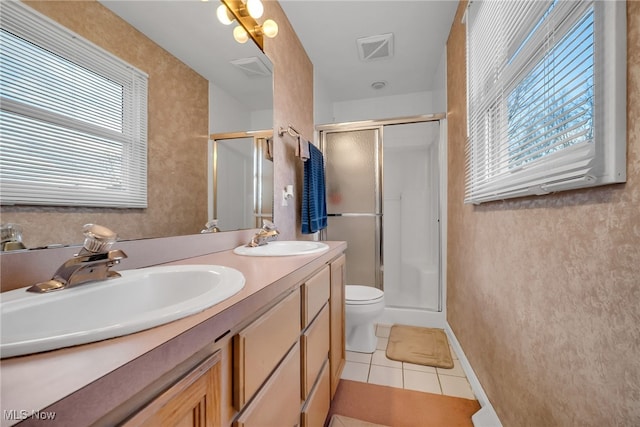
[
  {"xmin": 0, "ymin": 2, "xmax": 148, "ymax": 208},
  {"xmin": 465, "ymin": 0, "xmax": 626, "ymax": 204}
]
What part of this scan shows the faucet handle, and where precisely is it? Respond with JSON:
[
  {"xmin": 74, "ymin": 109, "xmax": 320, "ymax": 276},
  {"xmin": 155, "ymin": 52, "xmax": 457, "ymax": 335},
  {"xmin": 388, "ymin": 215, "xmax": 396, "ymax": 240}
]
[
  {"xmin": 0, "ymin": 223, "xmax": 26, "ymax": 251},
  {"xmin": 1, "ymin": 223, "xmax": 23, "ymax": 243},
  {"xmin": 81, "ymin": 224, "xmax": 118, "ymax": 253},
  {"xmin": 262, "ymin": 220, "xmax": 277, "ymax": 231}
]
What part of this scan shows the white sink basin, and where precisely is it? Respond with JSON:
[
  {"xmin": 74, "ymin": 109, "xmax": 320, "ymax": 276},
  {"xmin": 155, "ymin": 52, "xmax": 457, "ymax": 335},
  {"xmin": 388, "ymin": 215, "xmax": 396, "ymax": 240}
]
[
  {"xmin": 0, "ymin": 265, "xmax": 245, "ymax": 358},
  {"xmin": 233, "ymin": 241, "xmax": 329, "ymax": 257}
]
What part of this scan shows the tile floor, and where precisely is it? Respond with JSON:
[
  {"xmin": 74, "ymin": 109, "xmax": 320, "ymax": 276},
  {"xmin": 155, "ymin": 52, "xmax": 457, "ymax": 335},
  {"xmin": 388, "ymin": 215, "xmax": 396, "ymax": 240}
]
[{"xmin": 341, "ymin": 324, "xmax": 476, "ymax": 400}]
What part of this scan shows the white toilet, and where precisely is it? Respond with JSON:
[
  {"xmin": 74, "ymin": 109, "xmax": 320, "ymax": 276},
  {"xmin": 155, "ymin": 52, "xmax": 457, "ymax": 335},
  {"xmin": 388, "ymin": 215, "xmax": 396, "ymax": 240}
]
[{"xmin": 345, "ymin": 285, "xmax": 385, "ymax": 353}]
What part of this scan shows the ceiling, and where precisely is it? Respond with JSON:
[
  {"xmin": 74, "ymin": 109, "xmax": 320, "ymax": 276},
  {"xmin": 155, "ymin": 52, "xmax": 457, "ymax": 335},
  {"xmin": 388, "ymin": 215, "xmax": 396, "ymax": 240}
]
[
  {"xmin": 279, "ymin": 1, "xmax": 458, "ymax": 102},
  {"xmin": 100, "ymin": 0, "xmax": 274, "ymax": 110},
  {"xmin": 99, "ymin": 0, "xmax": 458, "ymax": 107}
]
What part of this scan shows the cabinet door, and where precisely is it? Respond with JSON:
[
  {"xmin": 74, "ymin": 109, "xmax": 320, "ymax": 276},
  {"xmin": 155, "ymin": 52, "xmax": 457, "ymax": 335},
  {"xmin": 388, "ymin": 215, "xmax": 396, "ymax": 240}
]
[
  {"xmin": 329, "ymin": 254, "xmax": 346, "ymax": 398},
  {"xmin": 234, "ymin": 341, "xmax": 301, "ymax": 427},
  {"xmin": 123, "ymin": 352, "xmax": 221, "ymax": 427}
]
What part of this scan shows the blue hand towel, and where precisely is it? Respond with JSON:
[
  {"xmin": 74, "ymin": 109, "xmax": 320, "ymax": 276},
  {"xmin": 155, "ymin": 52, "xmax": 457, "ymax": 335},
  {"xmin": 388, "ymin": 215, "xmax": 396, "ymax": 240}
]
[{"xmin": 302, "ymin": 143, "xmax": 328, "ymax": 234}]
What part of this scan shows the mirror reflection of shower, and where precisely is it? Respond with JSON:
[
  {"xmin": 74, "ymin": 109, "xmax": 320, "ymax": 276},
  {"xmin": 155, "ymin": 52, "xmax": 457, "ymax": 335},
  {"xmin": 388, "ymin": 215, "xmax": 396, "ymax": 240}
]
[
  {"xmin": 210, "ymin": 131, "xmax": 274, "ymax": 231},
  {"xmin": 320, "ymin": 117, "xmax": 442, "ymax": 313}
]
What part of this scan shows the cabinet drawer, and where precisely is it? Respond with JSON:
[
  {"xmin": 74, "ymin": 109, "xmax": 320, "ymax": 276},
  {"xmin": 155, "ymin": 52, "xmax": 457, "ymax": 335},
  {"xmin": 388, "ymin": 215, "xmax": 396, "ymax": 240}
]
[
  {"xmin": 301, "ymin": 360, "xmax": 330, "ymax": 427},
  {"xmin": 302, "ymin": 266, "xmax": 330, "ymax": 328},
  {"xmin": 234, "ymin": 289, "xmax": 301, "ymax": 409},
  {"xmin": 234, "ymin": 341, "xmax": 301, "ymax": 427},
  {"xmin": 301, "ymin": 303, "xmax": 330, "ymax": 399}
]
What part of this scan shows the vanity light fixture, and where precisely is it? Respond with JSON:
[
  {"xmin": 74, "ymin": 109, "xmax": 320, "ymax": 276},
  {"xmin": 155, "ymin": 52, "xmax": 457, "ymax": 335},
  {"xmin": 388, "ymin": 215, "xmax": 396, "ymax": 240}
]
[{"xmin": 217, "ymin": 0, "xmax": 278, "ymax": 51}]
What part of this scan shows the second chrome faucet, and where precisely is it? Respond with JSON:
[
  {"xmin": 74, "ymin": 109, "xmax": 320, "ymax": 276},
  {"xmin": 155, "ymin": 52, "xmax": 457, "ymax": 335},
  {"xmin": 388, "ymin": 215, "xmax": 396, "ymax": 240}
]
[{"xmin": 247, "ymin": 220, "xmax": 279, "ymax": 247}]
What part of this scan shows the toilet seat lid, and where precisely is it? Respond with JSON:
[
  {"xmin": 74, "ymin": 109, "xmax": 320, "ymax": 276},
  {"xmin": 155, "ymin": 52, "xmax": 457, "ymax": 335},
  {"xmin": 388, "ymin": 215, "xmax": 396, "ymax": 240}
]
[{"xmin": 346, "ymin": 285, "xmax": 384, "ymax": 304}]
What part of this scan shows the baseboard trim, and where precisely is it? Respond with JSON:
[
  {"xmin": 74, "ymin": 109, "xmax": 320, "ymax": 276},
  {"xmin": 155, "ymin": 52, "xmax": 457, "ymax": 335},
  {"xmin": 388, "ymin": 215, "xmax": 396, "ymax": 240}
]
[
  {"xmin": 378, "ymin": 306, "xmax": 447, "ymax": 329},
  {"xmin": 444, "ymin": 324, "xmax": 502, "ymax": 427}
]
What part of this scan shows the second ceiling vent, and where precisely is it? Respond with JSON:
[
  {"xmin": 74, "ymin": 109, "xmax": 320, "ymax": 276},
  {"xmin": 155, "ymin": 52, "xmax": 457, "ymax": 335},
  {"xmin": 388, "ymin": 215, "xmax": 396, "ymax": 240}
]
[
  {"xmin": 230, "ymin": 56, "xmax": 272, "ymax": 78},
  {"xmin": 357, "ymin": 33, "xmax": 394, "ymax": 61}
]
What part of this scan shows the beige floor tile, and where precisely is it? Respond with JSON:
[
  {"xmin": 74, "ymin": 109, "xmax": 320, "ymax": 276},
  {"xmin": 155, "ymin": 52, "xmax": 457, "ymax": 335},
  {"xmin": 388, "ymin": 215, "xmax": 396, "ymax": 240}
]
[
  {"xmin": 375, "ymin": 324, "xmax": 391, "ymax": 338},
  {"xmin": 346, "ymin": 351, "xmax": 373, "ymax": 364},
  {"xmin": 368, "ymin": 365, "xmax": 403, "ymax": 388},
  {"xmin": 376, "ymin": 337, "xmax": 388, "ymax": 351},
  {"xmin": 439, "ymin": 374, "xmax": 475, "ymax": 399},
  {"xmin": 341, "ymin": 361, "xmax": 370, "ymax": 383},
  {"xmin": 403, "ymin": 370, "xmax": 442, "ymax": 394},
  {"xmin": 403, "ymin": 362, "xmax": 437, "ymax": 373},
  {"xmin": 436, "ymin": 358, "xmax": 466, "ymax": 378},
  {"xmin": 371, "ymin": 349, "xmax": 402, "ymax": 368}
]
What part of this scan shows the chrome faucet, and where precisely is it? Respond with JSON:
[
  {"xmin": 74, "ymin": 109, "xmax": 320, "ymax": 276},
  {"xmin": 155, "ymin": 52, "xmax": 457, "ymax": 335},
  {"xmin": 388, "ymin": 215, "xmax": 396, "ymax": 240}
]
[
  {"xmin": 200, "ymin": 219, "xmax": 220, "ymax": 233},
  {"xmin": 27, "ymin": 224, "xmax": 127, "ymax": 293},
  {"xmin": 1, "ymin": 223, "xmax": 26, "ymax": 251},
  {"xmin": 247, "ymin": 220, "xmax": 280, "ymax": 247}
]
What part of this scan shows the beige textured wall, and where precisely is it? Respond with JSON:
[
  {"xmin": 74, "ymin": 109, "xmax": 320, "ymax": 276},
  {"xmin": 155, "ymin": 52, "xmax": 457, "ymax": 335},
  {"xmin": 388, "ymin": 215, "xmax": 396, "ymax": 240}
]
[
  {"xmin": 447, "ymin": 2, "xmax": 640, "ymax": 426},
  {"xmin": 1, "ymin": 1, "xmax": 209, "ymax": 247},
  {"xmin": 262, "ymin": 1, "xmax": 314, "ymax": 240}
]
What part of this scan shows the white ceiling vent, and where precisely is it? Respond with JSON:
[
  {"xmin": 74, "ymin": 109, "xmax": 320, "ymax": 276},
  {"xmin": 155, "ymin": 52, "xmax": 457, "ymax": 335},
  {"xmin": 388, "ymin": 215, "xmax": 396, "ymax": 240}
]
[
  {"xmin": 230, "ymin": 57, "xmax": 272, "ymax": 78},
  {"xmin": 357, "ymin": 33, "xmax": 394, "ymax": 61}
]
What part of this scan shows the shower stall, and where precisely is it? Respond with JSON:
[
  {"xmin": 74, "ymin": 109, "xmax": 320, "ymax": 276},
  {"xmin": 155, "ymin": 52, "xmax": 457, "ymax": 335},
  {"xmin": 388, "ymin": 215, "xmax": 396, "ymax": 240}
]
[
  {"xmin": 209, "ymin": 131, "xmax": 273, "ymax": 231},
  {"xmin": 319, "ymin": 116, "xmax": 444, "ymax": 314}
]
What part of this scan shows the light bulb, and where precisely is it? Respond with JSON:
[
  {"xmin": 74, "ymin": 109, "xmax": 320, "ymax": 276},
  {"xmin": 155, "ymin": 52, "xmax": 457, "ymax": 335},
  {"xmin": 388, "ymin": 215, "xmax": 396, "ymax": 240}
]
[
  {"xmin": 233, "ymin": 25, "xmax": 249, "ymax": 43},
  {"xmin": 262, "ymin": 19, "xmax": 278, "ymax": 38},
  {"xmin": 246, "ymin": 0, "xmax": 264, "ymax": 19},
  {"xmin": 216, "ymin": 4, "xmax": 234, "ymax": 25}
]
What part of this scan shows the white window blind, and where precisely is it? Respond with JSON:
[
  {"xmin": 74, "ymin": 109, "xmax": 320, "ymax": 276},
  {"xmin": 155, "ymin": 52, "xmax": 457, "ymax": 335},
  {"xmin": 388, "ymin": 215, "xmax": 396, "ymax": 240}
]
[
  {"xmin": 465, "ymin": 0, "xmax": 626, "ymax": 204},
  {"xmin": 0, "ymin": 1, "xmax": 148, "ymax": 208}
]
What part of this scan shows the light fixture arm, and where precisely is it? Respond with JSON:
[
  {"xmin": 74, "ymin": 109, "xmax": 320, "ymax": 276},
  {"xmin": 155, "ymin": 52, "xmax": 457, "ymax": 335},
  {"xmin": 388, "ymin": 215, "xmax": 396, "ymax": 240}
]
[{"xmin": 221, "ymin": 0, "xmax": 264, "ymax": 50}]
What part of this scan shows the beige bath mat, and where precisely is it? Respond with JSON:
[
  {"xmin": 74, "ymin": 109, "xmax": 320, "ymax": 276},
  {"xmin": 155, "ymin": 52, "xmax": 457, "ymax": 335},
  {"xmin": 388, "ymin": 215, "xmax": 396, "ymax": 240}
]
[{"xmin": 386, "ymin": 325, "xmax": 454, "ymax": 369}]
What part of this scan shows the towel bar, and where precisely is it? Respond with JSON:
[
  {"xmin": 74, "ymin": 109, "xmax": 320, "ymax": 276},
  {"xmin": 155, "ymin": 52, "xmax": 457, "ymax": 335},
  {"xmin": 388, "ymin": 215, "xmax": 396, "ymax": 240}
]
[{"xmin": 278, "ymin": 124, "xmax": 301, "ymax": 138}]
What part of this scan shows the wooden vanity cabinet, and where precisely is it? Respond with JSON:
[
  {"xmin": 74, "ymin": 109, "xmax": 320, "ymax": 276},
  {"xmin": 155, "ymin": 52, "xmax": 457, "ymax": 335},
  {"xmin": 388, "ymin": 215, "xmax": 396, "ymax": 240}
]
[
  {"xmin": 10, "ymin": 247, "xmax": 347, "ymax": 427},
  {"xmin": 123, "ymin": 351, "xmax": 222, "ymax": 427},
  {"xmin": 232, "ymin": 254, "xmax": 345, "ymax": 427}
]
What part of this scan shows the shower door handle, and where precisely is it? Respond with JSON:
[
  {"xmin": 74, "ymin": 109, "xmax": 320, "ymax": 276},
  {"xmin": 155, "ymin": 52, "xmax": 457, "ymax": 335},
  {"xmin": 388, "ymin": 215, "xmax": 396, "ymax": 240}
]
[{"xmin": 327, "ymin": 213, "xmax": 382, "ymax": 217}]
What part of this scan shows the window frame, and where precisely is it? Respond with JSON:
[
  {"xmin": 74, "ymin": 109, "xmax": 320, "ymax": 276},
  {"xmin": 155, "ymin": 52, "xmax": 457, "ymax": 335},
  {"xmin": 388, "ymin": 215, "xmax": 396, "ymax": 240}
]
[
  {"xmin": 464, "ymin": 0, "xmax": 626, "ymax": 204},
  {"xmin": 0, "ymin": 1, "xmax": 148, "ymax": 208}
]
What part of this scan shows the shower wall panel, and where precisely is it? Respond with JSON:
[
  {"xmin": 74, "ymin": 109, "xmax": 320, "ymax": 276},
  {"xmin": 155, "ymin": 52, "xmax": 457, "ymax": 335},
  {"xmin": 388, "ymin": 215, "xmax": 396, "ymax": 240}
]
[{"xmin": 383, "ymin": 122, "xmax": 440, "ymax": 311}]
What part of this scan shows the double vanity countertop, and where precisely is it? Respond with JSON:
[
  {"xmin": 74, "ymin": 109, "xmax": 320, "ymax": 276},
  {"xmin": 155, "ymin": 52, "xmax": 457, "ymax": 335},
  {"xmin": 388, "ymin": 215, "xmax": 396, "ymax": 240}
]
[{"xmin": 0, "ymin": 241, "xmax": 347, "ymax": 427}]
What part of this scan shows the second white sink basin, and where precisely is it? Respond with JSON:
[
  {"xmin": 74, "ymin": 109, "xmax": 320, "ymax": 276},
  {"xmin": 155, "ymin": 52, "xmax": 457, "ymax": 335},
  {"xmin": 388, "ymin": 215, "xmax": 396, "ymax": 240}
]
[
  {"xmin": 0, "ymin": 265, "xmax": 245, "ymax": 358},
  {"xmin": 233, "ymin": 241, "xmax": 329, "ymax": 257}
]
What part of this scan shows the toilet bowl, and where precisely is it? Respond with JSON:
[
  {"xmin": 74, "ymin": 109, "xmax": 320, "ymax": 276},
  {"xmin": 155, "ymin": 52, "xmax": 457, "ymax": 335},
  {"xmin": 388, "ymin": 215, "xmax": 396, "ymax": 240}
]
[{"xmin": 345, "ymin": 285, "xmax": 385, "ymax": 353}]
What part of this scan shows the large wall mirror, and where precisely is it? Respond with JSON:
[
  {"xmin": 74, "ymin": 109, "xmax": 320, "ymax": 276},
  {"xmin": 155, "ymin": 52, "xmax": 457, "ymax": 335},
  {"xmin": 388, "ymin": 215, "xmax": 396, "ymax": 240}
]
[{"xmin": 0, "ymin": 0, "xmax": 274, "ymax": 250}]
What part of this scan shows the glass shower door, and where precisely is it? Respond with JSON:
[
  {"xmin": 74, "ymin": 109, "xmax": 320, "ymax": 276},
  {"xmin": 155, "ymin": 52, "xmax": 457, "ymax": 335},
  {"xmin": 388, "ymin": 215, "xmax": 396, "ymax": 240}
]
[{"xmin": 321, "ymin": 128, "xmax": 383, "ymax": 289}]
